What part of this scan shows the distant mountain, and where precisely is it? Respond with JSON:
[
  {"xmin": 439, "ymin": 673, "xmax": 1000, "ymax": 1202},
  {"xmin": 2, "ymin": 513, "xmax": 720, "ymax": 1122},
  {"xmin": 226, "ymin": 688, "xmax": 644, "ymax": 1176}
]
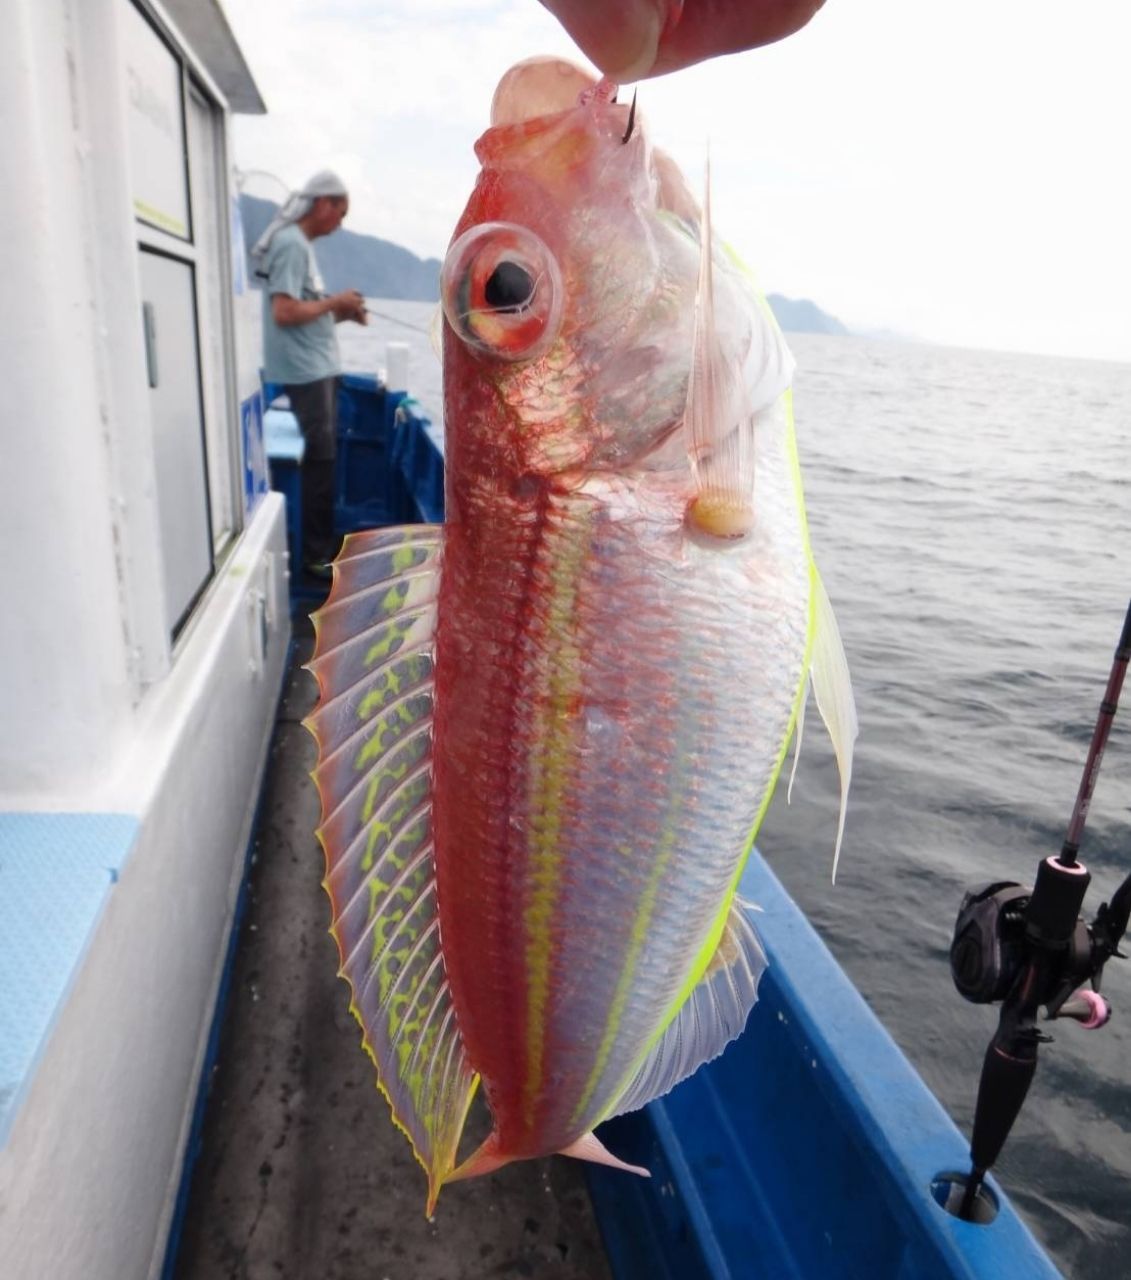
[
  {"xmin": 238, "ymin": 194, "xmax": 441, "ymax": 302},
  {"xmin": 238, "ymin": 196, "xmax": 851, "ymax": 334},
  {"xmin": 766, "ymin": 293, "xmax": 849, "ymax": 336}
]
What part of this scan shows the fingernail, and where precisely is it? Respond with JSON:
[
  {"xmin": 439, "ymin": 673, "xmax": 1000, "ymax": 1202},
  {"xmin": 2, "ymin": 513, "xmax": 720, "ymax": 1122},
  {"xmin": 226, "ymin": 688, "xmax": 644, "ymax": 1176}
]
[{"xmin": 601, "ymin": 0, "xmax": 665, "ymax": 83}]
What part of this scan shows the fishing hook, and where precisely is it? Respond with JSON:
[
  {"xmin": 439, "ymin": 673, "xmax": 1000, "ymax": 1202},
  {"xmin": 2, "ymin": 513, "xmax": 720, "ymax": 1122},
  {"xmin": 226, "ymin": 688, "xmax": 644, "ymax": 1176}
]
[{"xmin": 622, "ymin": 90, "xmax": 638, "ymax": 144}]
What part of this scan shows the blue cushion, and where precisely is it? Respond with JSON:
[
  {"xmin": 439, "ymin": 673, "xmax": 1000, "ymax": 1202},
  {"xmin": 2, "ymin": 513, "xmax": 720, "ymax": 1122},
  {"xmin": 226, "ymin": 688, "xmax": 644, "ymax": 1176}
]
[
  {"xmin": 264, "ymin": 408, "xmax": 305, "ymax": 463},
  {"xmin": 0, "ymin": 813, "xmax": 138, "ymax": 1145}
]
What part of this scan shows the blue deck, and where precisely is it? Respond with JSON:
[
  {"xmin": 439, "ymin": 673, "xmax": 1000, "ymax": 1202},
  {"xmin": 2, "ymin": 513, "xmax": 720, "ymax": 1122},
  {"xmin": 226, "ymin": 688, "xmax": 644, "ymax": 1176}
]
[{"xmin": 254, "ymin": 375, "xmax": 1060, "ymax": 1279}]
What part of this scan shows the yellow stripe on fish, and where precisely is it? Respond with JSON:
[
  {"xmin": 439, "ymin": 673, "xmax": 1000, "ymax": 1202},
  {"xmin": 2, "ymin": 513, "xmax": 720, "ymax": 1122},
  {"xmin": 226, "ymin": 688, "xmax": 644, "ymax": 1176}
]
[{"xmin": 522, "ymin": 501, "xmax": 594, "ymax": 1126}]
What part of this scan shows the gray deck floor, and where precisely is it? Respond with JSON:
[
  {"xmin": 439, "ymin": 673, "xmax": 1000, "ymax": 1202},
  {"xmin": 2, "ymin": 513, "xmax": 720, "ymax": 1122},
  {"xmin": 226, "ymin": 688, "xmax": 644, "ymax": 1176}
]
[{"xmin": 173, "ymin": 612, "xmax": 612, "ymax": 1280}]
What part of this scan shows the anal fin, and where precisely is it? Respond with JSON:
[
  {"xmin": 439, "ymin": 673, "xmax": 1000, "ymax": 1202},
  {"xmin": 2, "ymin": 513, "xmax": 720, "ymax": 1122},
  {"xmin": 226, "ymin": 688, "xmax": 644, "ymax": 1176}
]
[{"xmin": 607, "ymin": 897, "xmax": 767, "ymax": 1120}]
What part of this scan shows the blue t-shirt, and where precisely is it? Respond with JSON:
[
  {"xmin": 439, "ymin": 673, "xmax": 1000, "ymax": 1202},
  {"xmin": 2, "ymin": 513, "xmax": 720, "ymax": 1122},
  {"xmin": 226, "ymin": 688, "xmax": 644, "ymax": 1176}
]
[{"xmin": 260, "ymin": 224, "xmax": 340, "ymax": 385}]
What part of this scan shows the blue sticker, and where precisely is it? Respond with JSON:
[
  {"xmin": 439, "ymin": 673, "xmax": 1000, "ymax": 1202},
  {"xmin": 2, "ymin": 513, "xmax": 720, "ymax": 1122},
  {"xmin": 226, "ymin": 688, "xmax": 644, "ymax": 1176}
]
[{"xmin": 242, "ymin": 390, "xmax": 269, "ymax": 515}]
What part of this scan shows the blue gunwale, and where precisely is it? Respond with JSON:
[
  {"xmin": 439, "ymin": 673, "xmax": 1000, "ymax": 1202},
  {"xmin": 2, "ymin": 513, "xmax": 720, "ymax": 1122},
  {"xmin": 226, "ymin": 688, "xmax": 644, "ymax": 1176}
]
[{"xmin": 585, "ymin": 850, "xmax": 1061, "ymax": 1279}]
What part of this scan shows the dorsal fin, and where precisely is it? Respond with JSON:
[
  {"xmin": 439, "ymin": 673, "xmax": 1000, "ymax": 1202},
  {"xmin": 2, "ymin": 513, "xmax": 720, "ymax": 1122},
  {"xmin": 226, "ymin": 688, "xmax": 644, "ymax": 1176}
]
[
  {"xmin": 605, "ymin": 896, "xmax": 767, "ymax": 1119},
  {"xmin": 304, "ymin": 526, "xmax": 477, "ymax": 1214}
]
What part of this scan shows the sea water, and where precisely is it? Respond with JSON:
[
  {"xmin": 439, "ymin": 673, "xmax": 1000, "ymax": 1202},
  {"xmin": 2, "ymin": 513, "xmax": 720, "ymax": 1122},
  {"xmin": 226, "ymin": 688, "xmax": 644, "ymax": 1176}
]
[{"xmin": 339, "ymin": 300, "xmax": 1131, "ymax": 1278}]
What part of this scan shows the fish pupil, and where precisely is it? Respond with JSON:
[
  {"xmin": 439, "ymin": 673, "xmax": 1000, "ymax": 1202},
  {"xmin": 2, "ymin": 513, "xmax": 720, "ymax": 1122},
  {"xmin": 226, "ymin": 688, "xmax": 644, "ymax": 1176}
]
[{"xmin": 484, "ymin": 260, "xmax": 534, "ymax": 312}]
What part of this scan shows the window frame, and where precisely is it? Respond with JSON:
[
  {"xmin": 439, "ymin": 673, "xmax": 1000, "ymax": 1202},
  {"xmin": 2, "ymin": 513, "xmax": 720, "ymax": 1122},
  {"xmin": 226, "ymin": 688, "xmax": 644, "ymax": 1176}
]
[{"xmin": 124, "ymin": 0, "xmax": 243, "ymax": 647}]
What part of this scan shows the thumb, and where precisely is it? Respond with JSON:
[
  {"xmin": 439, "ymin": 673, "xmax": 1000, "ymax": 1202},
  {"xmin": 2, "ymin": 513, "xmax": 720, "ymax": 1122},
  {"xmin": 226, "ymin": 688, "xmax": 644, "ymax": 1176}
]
[{"xmin": 538, "ymin": 0, "xmax": 670, "ymax": 81}]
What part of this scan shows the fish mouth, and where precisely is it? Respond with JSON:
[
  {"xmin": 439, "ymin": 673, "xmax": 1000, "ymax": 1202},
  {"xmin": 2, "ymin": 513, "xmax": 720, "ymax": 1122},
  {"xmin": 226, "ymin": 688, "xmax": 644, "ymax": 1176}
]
[
  {"xmin": 476, "ymin": 58, "xmax": 635, "ymax": 168},
  {"xmin": 489, "ymin": 56, "xmax": 601, "ymax": 127}
]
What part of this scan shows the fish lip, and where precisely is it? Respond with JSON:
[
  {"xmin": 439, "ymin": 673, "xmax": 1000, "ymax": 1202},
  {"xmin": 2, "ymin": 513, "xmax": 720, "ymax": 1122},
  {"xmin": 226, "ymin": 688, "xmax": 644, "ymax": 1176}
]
[{"xmin": 474, "ymin": 99, "xmax": 635, "ymax": 168}]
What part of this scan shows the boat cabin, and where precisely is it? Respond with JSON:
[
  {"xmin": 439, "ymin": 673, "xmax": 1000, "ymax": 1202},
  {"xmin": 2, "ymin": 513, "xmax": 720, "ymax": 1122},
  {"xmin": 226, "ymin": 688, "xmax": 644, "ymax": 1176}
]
[{"xmin": 0, "ymin": 3, "xmax": 287, "ymax": 1275}]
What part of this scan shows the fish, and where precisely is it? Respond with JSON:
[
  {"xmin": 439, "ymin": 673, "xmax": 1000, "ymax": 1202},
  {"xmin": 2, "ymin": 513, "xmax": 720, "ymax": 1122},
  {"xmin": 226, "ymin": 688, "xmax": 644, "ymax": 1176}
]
[{"xmin": 304, "ymin": 55, "xmax": 857, "ymax": 1215}]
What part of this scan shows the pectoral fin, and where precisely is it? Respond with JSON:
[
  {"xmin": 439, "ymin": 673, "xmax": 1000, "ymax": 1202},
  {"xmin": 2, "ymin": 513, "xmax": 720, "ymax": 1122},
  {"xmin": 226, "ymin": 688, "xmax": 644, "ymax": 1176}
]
[
  {"xmin": 683, "ymin": 158, "xmax": 796, "ymax": 541},
  {"xmin": 684, "ymin": 157, "xmax": 757, "ymax": 539}
]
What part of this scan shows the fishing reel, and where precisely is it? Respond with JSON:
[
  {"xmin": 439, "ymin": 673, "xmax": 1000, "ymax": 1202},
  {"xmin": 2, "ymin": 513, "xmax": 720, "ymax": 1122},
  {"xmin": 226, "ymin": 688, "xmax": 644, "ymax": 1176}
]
[
  {"xmin": 949, "ymin": 869, "xmax": 1129, "ymax": 1026},
  {"xmin": 946, "ymin": 599, "xmax": 1131, "ymax": 1222},
  {"xmin": 945, "ymin": 855, "xmax": 1131, "ymax": 1221}
]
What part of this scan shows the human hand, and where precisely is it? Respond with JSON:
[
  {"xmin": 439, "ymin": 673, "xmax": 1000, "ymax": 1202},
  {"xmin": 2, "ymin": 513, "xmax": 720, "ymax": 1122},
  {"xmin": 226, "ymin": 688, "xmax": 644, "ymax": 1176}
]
[
  {"xmin": 538, "ymin": 0, "xmax": 824, "ymax": 81},
  {"xmin": 331, "ymin": 289, "xmax": 367, "ymax": 323}
]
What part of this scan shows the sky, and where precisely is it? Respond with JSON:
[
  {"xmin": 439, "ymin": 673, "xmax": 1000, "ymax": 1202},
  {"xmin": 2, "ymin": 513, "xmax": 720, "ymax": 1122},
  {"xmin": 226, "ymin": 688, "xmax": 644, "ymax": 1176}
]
[{"xmin": 219, "ymin": 0, "xmax": 1130, "ymax": 361}]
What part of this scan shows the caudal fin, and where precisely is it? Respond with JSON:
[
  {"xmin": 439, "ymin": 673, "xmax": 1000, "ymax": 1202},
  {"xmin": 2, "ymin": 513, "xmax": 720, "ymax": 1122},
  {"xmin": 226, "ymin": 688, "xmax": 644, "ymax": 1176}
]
[
  {"xmin": 445, "ymin": 1130, "xmax": 649, "ymax": 1198},
  {"xmin": 559, "ymin": 1132, "xmax": 651, "ymax": 1177},
  {"xmin": 446, "ymin": 1132, "xmax": 515, "ymax": 1191}
]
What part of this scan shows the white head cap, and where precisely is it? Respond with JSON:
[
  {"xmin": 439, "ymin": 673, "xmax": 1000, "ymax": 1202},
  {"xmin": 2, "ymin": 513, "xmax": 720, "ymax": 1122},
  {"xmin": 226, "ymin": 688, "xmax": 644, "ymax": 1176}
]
[{"xmin": 250, "ymin": 169, "xmax": 349, "ymax": 261}]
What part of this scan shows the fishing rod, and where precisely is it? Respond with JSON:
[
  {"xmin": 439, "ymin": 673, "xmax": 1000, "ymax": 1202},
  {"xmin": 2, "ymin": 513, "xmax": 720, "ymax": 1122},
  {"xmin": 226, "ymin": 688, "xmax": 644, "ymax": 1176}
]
[
  {"xmin": 365, "ymin": 307, "xmax": 433, "ymax": 336},
  {"xmin": 948, "ymin": 597, "xmax": 1131, "ymax": 1221}
]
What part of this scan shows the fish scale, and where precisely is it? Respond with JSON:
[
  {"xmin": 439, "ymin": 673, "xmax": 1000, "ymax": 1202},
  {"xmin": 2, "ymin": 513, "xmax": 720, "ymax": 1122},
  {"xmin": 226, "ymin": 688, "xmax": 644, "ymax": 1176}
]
[{"xmin": 432, "ymin": 395, "xmax": 809, "ymax": 1150}]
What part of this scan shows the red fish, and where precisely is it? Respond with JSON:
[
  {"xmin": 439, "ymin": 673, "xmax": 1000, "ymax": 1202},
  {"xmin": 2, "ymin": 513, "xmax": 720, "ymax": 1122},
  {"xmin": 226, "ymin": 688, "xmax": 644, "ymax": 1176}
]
[{"xmin": 306, "ymin": 56, "xmax": 856, "ymax": 1214}]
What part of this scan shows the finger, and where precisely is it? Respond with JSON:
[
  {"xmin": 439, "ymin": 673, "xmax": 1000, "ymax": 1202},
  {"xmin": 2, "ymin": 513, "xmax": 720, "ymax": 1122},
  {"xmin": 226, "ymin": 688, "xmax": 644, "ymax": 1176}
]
[
  {"xmin": 650, "ymin": 0, "xmax": 825, "ymax": 76},
  {"xmin": 538, "ymin": 0, "xmax": 668, "ymax": 81},
  {"xmin": 539, "ymin": 0, "xmax": 824, "ymax": 81}
]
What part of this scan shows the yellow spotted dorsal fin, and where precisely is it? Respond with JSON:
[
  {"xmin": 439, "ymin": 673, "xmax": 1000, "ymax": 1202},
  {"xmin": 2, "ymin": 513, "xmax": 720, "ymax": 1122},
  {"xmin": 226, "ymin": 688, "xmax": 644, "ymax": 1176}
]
[{"xmin": 304, "ymin": 525, "xmax": 477, "ymax": 1214}]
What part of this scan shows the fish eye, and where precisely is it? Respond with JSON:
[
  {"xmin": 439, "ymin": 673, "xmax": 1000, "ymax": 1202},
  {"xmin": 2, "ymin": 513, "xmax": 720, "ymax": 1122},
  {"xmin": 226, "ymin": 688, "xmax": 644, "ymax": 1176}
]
[
  {"xmin": 440, "ymin": 222, "xmax": 562, "ymax": 361},
  {"xmin": 484, "ymin": 260, "xmax": 533, "ymax": 310}
]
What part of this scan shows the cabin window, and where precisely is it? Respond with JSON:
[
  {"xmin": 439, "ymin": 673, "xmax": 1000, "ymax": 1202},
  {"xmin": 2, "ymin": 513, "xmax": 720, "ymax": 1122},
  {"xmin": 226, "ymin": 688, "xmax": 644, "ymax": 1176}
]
[{"xmin": 123, "ymin": 0, "xmax": 239, "ymax": 638}]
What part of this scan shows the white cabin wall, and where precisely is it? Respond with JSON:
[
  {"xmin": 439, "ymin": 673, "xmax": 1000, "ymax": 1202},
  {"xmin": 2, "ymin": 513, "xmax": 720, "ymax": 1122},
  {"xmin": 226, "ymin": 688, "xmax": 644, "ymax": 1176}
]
[
  {"xmin": 0, "ymin": 0, "xmax": 148, "ymax": 801},
  {"xmin": 0, "ymin": 501, "xmax": 289, "ymax": 1280},
  {"xmin": 0, "ymin": 0, "xmax": 293, "ymax": 1273},
  {"xmin": 71, "ymin": 0, "xmax": 179, "ymax": 694}
]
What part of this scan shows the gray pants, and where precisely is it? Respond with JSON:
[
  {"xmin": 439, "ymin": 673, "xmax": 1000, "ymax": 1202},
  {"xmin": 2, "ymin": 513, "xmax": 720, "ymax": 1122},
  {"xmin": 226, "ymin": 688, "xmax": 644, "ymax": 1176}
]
[{"xmin": 285, "ymin": 377, "xmax": 339, "ymax": 565}]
